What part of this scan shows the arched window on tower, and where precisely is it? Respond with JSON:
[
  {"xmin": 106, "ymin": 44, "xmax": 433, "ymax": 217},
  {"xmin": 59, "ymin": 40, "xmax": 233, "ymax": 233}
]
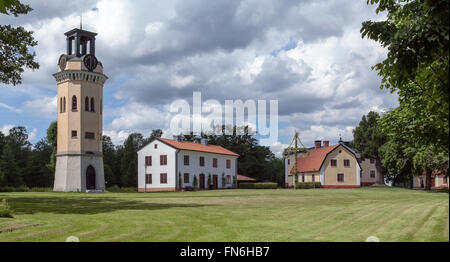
[
  {"xmin": 85, "ymin": 97, "xmax": 89, "ymax": 112},
  {"xmin": 72, "ymin": 96, "xmax": 77, "ymax": 111},
  {"xmin": 90, "ymin": 98, "xmax": 95, "ymax": 112},
  {"xmin": 60, "ymin": 97, "xmax": 63, "ymax": 113},
  {"xmin": 63, "ymin": 97, "xmax": 66, "ymax": 112},
  {"xmin": 100, "ymin": 100, "xmax": 102, "ymax": 115}
]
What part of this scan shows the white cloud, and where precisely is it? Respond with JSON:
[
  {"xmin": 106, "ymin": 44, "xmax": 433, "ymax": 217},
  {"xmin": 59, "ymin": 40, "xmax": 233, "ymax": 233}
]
[
  {"xmin": 23, "ymin": 96, "xmax": 57, "ymax": 118},
  {"xmin": 0, "ymin": 103, "xmax": 22, "ymax": 113},
  {"xmin": 1, "ymin": 125, "xmax": 15, "ymax": 135}
]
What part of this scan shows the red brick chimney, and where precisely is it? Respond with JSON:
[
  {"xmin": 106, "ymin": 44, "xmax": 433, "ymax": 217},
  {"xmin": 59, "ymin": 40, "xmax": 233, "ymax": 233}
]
[
  {"xmin": 314, "ymin": 140, "xmax": 322, "ymax": 149},
  {"xmin": 323, "ymin": 141, "xmax": 329, "ymax": 147}
]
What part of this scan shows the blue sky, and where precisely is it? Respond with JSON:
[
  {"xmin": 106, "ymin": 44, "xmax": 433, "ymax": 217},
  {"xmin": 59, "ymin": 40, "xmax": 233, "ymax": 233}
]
[{"xmin": 0, "ymin": 0, "xmax": 398, "ymax": 156}]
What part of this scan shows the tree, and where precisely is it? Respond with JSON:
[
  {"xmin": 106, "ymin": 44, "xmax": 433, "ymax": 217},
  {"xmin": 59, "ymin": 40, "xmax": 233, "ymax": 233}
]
[
  {"xmin": 120, "ymin": 133, "xmax": 145, "ymax": 187},
  {"xmin": 361, "ymin": 0, "xmax": 449, "ymax": 154},
  {"xmin": 1, "ymin": 0, "xmax": 39, "ymax": 85},
  {"xmin": 24, "ymin": 139, "xmax": 53, "ymax": 188},
  {"xmin": 193, "ymin": 174, "xmax": 198, "ymax": 189},
  {"xmin": 46, "ymin": 121, "xmax": 57, "ymax": 173},
  {"xmin": 351, "ymin": 111, "xmax": 387, "ymax": 160},
  {"xmin": 103, "ymin": 135, "xmax": 118, "ymax": 187}
]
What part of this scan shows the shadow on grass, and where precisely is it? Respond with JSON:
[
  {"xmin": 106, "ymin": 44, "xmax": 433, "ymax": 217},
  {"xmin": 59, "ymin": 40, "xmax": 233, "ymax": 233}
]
[{"xmin": 4, "ymin": 197, "xmax": 213, "ymax": 215}]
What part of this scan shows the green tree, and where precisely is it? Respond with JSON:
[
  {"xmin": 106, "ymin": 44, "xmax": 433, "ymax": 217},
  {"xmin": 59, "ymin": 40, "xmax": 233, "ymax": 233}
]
[
  {"xmin": 24, "ymin": 139, "xmax": 53, "ymax": 188},
  {"xmin": 102, "ymin": 135, "xmax": 118, "ymax": 187},
  {"xmin": 45, "ymin": 121, "xmax": 57, "ymax": 173},
  {"xmin": 193, "ymin": 174, "xmax": 198, "ymax": 189},
  {"xmin": 361, "ymin": 0, "xmax": 449, "ymax": 154},
  {"xmin": 351, "ymin": 111, "xmax": 387, "ymax": 160},
  {"xmin": 1, "ymin": 0, "xmax": 39, "ymax": 85},
  {"xmin": 120, "ymin": 133, "xmax": 145, "ymax": 187}
]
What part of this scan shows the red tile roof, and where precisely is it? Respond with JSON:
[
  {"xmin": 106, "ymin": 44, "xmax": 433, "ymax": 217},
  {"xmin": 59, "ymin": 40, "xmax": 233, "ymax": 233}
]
[
  {"xmin": 290, "ymin": 145, "xmax": 340, "ymax": 173},
  {"xmin": 158, "ymin": 138, "xmax": 239, "ymax": 157},
  {"xmin": 237, "ymin": 174, "xmax": 256, "ymax": 182}
]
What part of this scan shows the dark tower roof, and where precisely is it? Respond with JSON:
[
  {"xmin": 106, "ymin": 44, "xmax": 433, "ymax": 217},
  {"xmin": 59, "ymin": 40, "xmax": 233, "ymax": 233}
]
[{"xmin": 64, "ymin": 28, "xmax": 97, "ymax": 57}]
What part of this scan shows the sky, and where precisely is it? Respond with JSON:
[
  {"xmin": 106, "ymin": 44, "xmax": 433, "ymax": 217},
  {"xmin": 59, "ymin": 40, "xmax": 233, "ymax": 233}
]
[{"xmin": 0, "ymin": 0, "xmax": 398, "ymax": 157}]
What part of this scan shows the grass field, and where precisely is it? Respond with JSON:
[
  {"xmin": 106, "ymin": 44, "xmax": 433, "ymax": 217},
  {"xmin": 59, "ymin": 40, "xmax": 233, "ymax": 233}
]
[{"xmin": 0, "ymin": 187, "xmax": 448, "ymax": 242}]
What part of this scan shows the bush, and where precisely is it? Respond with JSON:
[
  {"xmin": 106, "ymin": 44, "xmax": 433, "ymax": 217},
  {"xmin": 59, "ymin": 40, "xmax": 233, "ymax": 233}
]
[
  {"xmin": 240, "ymin": 183, "xmax": 278, "ymax": 189},
  {"xmin": 0, "ymin": 199, "xmax": 13, "ymax": 218},
  {"xmin": 29, "ymin": 187, "xmax": 53, "ymax": 192},
  {"xmin": 296, "ymin": 182, "xmax": 321, "ymax": 189},
  {"xmin": 0, "ymin": 186, "xmax": 30, "ymax": 192},
  {"xmin": 0, "ymin": 186, "xmax": 16, "ymax": 192},
  {"xmin": 106, "ymin": 187, "xmax": 137, "ymax": 193},
  {"xmin": 239, "ymin": 183, "xmax": 255, "ymax": 189}
]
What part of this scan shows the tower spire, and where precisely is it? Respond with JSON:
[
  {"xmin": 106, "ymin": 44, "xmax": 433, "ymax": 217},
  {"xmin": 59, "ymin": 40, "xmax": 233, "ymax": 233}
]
[{"xmin": 80, "ymin": 15, "xmax": 82, "ymax": 30}]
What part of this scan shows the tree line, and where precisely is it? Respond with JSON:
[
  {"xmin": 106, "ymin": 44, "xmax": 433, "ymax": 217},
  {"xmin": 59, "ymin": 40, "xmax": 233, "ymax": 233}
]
[{"xmin": 0, "ymin": 123, "xmax": 284, "ymax": 189}]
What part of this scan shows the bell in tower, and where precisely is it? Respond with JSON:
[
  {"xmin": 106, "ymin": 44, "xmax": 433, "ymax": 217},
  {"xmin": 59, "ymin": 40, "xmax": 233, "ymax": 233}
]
[{"xmin": 52, "ymin": 27, "xmax": 108, "ymax": 192}]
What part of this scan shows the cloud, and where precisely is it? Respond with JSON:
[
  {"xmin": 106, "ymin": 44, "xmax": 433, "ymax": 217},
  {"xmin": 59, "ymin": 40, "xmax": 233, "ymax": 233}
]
[
  {"xmin": 23, "ymin": 96, "xmax": 57, "ymax": 118},
  {"xmin": 0, "ymin": 103, "xmax": 22, "ymax": 113},
  {"xmin": 0, "ymin": 0, "xmax": 398, "ymax": 156},
  {"xmin": 1, "ymin": 125, "xmax": 15, "ymax": 135}
]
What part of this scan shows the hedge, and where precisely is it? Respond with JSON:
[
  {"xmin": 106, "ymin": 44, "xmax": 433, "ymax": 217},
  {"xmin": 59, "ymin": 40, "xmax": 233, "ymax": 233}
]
[
  {"xmin": 296, "ymin": 182, "xmax": 322, "ymax": 189},
  {"xmin": 106, "ymin": 187, "xmax": 137, "ymax": 193},
  {"xmin": 0, "ymin": 186, "xmax": 53, "ymax": 192},
  {"xmin": 240, "ymin": 182, "xmax": 278, "ymax": 189}
]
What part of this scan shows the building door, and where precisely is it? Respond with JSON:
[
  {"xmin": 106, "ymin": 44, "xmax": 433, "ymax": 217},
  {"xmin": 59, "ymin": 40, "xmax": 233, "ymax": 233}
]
[
  {"xmin": 199, "ymin": 174, "xmax": 205, "ymax": 189},
  {"xmin": 86, "ymin": 165, "xmax": 96, "ymax": 190},
  {"xmin": 213, "ymin": 175, "xmax": 218, "ymax": 189}
]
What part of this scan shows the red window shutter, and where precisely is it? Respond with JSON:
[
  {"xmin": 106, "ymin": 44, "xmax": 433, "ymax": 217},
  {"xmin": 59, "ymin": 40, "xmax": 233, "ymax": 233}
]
[
  {"xmin": 226, "ymin": 160, "xmax": 231, "ymax": 169},
  {"xmin": 213, "ymin": 158, "xmax": 218, "ymax": 168}
]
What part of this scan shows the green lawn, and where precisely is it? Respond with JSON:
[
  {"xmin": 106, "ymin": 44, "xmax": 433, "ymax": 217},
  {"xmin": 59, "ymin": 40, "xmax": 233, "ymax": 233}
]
[{"xmin": 0, "ymin": 187, "xmax": 448, "ymax": 242}]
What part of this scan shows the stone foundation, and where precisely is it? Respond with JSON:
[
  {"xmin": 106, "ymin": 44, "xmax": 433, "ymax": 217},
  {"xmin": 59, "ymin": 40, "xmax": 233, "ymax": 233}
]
[{"xmin": 54, "ymin": 152, "xmax": 105, "ymax": 192}]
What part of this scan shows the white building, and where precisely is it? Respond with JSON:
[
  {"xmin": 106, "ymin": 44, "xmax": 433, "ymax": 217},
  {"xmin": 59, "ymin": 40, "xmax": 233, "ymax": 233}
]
[{"xmin": 137, "ymin": 138, "xmax": 239, "ymax": 192}]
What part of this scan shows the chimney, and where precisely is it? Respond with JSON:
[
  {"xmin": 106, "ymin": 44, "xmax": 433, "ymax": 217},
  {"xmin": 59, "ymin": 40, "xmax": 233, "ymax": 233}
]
[
  {"xmin": 314, "ymin": 140, "xmax": 322, "ymax": 149},
  {"xmin": 323, "ymin": 140, "xmax": 329, "ymax": 147}
]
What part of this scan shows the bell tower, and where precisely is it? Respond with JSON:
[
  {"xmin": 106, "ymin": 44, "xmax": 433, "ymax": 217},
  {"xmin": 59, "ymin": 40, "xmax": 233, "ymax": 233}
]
[{"xmin": 53, "ymin": 27, "xmax": 108, "ymax": 192}]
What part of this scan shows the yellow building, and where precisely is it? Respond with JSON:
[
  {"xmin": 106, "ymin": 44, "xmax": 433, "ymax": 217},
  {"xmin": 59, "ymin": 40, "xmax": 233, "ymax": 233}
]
[
  {"xmin": 288, "ymin": 140, "xmax": 361, "ymax": 188},
  {"xmin": 53, "ymin": 27, "xmax": 108, "ymax": 192}
]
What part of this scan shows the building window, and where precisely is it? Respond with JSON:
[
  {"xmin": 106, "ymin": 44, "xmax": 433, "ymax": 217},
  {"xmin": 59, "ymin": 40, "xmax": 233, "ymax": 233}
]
[
  {"xmin": 213, "ymin": 158, "xmax": 218, "ymax": 168},
  {"xmin": 288, "ymin": 159, "xmax": 290, "ymax": 165},
  {"xmin": 71, "ymin": 130, "xmax": 77, "ymax": 138},
  {"xmin": 154, "ymin": 144, "xmax": 158, "ymax": 149},
  {"xmin": 443, "ymin": 176, "xmax": 448, "ymax": 184},
  {"xmin": 226, "ymin": 175, "xmax": 231, "ymax": 184},
  {"xmin": 145, "ymin": 174, "xmax": 152, "ymax": 184},
  {"xmin": 145, "ymin": 156, "xmax": 152, "ymax": 166},
  {"xmin": 344, "ymin": 159, "xmax": 350, "ymax": 167},
  {"xmin": 160, "ymin": 155, "xmax": 167, "ymax": 166},
  {"xmin": 72, "ymin": 95, "xmax": 77, "ymax": 111},
  {"xmin": 200, "ymin": 157, "xmax": 205, "ymax": 167},
  {"xmin": 184, "ymin": 173, "xmax": 190, "ymax": 184},
  {"xmin": 100, "ymin": 100, "xmax": 102, "ymax": 115},
  {"xmin": 85, "ymin": 97, "xmax": 89, "ymax": 111},
  {"xmin": 85, "ymin": 132, "xmax": 95, "ymax": 140},
  {"xmin": 160, "ymin": 173, "xmax": 167, "ymax": 184},
  {"xmin": 302, "ymin": 175, "xmax": 305, "ymax": 182},
  {"xmin": 312, "ymin": 174, "xmax": 315, "ymax": 182},
  {"xmin": 370, "ymin": 158, "xmax": 375, "ymax": 164},
  {"xmin": 90, "ymin": 98, "xmax": 95, "ymax": 112},
  {"xmin": 184, "ymin": 155, "xmax": 190, "ymax": 166},
  {"xmin": 337, "ymin": 173, "xmax": 344, "ymax": 182},
  {"xmin": 63, "ymin": 97, "xmax": 66, "ymax": 112},
  {"xmin": 226, "ymin": 159, "xmax": 231, "ymax": 169},
  {"xmin": 331, "ymin": 159, "xmax": 337, "ymax": 167},
  {"xmin": 370, "ymin": 170, "xmax": 376, "ymax": 178},
  {"xmin": 60, "ymin": 97, "xmax": 63, "ymax": 113}
]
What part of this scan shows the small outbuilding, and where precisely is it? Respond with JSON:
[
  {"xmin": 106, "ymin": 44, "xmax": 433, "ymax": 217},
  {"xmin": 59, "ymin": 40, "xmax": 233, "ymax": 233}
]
[{"xmin": 237, "ymin": 174, "xmax": 257, "ymax": 188}]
